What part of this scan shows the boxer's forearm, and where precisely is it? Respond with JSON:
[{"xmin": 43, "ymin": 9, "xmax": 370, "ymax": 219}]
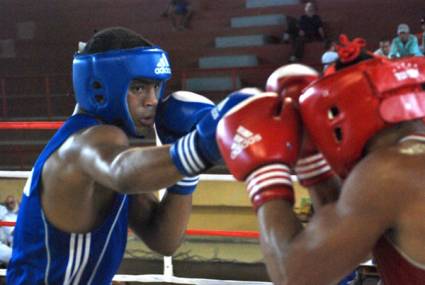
[
  {"xmin": 133, "ymin": 193, "xmax": 192, "ymax": 256},
  {"xmin": 307, "ymin": 175, "xmax": 341, "ymax": 210},
  {"xmin": 257, "ymin": 201, "xmax": 303, "ymax": 284}
]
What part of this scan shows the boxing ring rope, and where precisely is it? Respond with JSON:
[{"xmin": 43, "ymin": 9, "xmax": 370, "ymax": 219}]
[
  {"xmin": 0, "ymin": 121, "xmax": 63, "ymax": 130},
  {"xmin": 0, "ymin": 269, "xmax": 271, "ymax": 285}
]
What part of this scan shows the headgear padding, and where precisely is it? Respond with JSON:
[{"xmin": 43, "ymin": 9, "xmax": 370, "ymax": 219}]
[
  {"xmin": 73, "ymin": 46, "xmax": 172, "ymax": 137},
  {"xmin": 300, "ymin": 57, "xmax": 425, "ymax": 177}
]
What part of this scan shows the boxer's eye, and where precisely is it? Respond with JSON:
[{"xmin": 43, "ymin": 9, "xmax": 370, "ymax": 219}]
[{"xmin": 130, "ymin": 84, "xmax": 145, "ymax": 94}]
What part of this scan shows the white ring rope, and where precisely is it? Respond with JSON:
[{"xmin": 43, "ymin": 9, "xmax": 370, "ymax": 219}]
[
  {"xmin": 112, "ymin": 274, "xmax": 271, "ymax": 284},
  {"xmin": 0, "ymin": 171, "xmax": 30, "ymax": 179},
  {"xmin": 0, "ymin": 170, "xmax": 240, "ymax": 181},
  {"xmin": 0, "ymin": 270, "xmax": 273, "ymax": 284},
  {"xmin": 0, "ymin": 171, "xmax": 300, "ymax": 182}
]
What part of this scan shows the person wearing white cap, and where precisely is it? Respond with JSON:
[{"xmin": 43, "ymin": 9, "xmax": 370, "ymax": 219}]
[
  {"xmin": 321, "ymin": 39, "xmax": 338, "ymax": 71},
  {"xmin": 388, "ymin": 23, "xmax": 423, "ymax": 58}
]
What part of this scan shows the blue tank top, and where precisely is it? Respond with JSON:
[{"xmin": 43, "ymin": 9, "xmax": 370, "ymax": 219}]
[{"xmin": 7, "ymin": 114, "xmax": 129, "ymax": 285}]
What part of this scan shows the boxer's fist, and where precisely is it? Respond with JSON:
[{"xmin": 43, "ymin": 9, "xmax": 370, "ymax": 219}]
[
  {"xmin": 170, "ymin": 89, "xmax": 258, "ymax": 176},
  {"xmin": 266, "ymin": 64, "xmax": 318, "ymax": 104},
  {"xmin": 155, "ymin": 91, "xmax": 214, "ymax": 144},
  {"xmin": 266, "ymin": 64, "xmax": 334, "ymax": 186},
  {"xmin": 294, "ymin": 131, "xmax": 335, "ymax": 186},
  {"xmin": 155, "ymin": 91, "xmax": 214, "ymax": 195},
  {"xmin": 217, "ymin": 93, "xmax": 302, "ymax": 210}
]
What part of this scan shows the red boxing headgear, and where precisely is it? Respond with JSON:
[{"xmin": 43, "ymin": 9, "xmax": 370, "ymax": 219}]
[{"xmin": 300, "ymin": 56, "xmax": 425, "ymax": 178}]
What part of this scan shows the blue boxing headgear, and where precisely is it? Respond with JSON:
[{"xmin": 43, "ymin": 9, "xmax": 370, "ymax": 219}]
[{"xmin": 72, "ymin": 47, "xmax": 172, "ymax": 137}]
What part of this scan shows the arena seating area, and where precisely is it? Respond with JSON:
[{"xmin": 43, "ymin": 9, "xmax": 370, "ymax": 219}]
[{"xmin": 0, "ymin": 0, "xmax": 423, "ymax": 169}]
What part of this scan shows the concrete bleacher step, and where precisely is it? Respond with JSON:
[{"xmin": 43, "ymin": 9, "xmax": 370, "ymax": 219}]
[
  {"xmin": 185, "ymin": 76, "xmax": 242, "ymax": 92},
  {"xmin": 231, "ymin": 14, "xmax": 286, "ymax": 28},
  {"xmin": 246, "ymin": 0, "xmax": 300, "ymax": 8},
  {"xmin": 199, "ymin": 54, "xmax": 258, "ymax": 69},
  {"xmin": 195, "ymin": 43, "xmax": 322, "ymax": 66},
  {"xmin": 215, "ymin": 34, "xmax": 270, "ymax": 48}
]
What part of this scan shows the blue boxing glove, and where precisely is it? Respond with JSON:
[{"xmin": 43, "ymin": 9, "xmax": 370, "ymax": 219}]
[
  {"xmin": 155, "ymin": 91, "xmax": 215, "ymax": 194},
  {"xmin": 170, "ymin": 88, "xmax": 261, "ymax": 176},
  {"xmin": 155, "ymin": 91, "xmax": 215, "ymax": 144}
]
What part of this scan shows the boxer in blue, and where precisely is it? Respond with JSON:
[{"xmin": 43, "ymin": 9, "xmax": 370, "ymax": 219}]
[{"xmin": 7, "ymin": 26, "xmax": 248, "ymax": 284}]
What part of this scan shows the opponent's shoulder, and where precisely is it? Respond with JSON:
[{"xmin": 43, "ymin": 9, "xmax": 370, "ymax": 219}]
[
  {"xmin": 353, "ymin": 147, "xmax": 404, "ymax": 178},
  {"xmin": 336, "ymin": 148, "xmax": 412, "ymax": 229},
  {"xmin": 345, "ymin": 146, "xmax": 418, "ymax": 200}
]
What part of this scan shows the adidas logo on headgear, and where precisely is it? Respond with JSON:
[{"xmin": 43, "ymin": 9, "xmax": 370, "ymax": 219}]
[
  {"xmin": 155, "ymin": 54, "xmax": 171, "ymax": 75},
  {"xmin": 231, "ymin": 126, "xmax": 262, "ymax": 159}
]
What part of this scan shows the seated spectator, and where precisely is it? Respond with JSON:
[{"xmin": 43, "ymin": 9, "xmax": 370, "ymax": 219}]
[
  {"xmin": 0, "ymin": 196, "xmax": 17, "ymax": 266},
  {"xmin": 288, "ymin": 2, "xmax": 326, "ymax": 62},
  {"xmin": 4, "ymin": 196, "xmax": 17, "ymax": 215},
  {"xmin": 282, "ymin": 16, "xmax": 298, "ymax": 43},
  {"xmin": 162, "ymin": 0, "xmax": 193, "ymax": 31},
  {"xmin": 388, "ymin": 23, "xmax": 423, "ymax": 58},
  {"xmin": 321, "ymin": 39, "xmax": 338, "ymax": 71},
  {"xmin": 374, "ymin": 39, "xmax": 391, "ymax": 57}
]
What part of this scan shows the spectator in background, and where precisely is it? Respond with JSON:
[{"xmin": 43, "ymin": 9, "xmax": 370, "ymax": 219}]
[
  {"xmin": 288, "ymin": 2, "xmax": 326, "ymax": 62},
  {"xmin": 374, "ymin": 39, "xmax": 391, "ymax": 57},
  {"xmin": 321, "ymin": 39, "xmax": 338, "ymax": 71},
  {"xmin": 282, "ymin": 16, "xmax": 298, "ymax": 43},
  {"xmin": 388, "ymin": 23, "xmax": 423, "ymax": 58},
  {"xmin": 416, "ymin": 16, "xmax": 425, "ymax": 53},
  {"xmin": 0, "ymin": 195, "xmax": 17, "ymax": 266},
  {"xmin": 4, "ymin": 196, "xmax": 18, "ymax": 214},
  {"xmin": 162, "ymin": 0, "xmax": 193, "ymax": 31},
  {"xmin": 1, "ymin": 196, "xmax": 18, "ymax": 245}
]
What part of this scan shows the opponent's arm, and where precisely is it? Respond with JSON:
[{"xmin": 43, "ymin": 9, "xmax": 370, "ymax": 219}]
[
  {"xmin": 217, "ymin": 94, "xmax": 303, "ymax": 282},
  {"xmin": 259, "ymin": 151, "xmax": 405, "ymax": 285}
]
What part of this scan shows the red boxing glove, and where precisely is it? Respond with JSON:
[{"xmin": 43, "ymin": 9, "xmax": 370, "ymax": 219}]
[
  {"xmin": 266, "ymin": 64, "xmax": 335, "ymax": 186},
  {"xmin": 217, "ymin": 93, "xmax": 302, "ymax": 210},
  {"xmin": 265, "ymin": 63, "xmax": 319, "ymax": 104},
  {"xmin": 294, "ymin": 131, "xmax": 335, "ymax": 186}
]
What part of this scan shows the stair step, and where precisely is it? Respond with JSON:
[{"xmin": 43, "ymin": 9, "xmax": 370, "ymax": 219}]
[
  {"xmin": 231, "ymin": 14, "xmax": 286, "ymax": 28},
  {"xmin": 246, "ymin": 0, "xmax": 300, "ymax": 8},
  {"xmin": 185, "ymin": 76, "xmax": 242, "ymax": 92},
  {"xmin": 215, "ymin": 34, "xmax": 269, "ymax": 48},
  {"xmin": 199, "ymin": 54, "xmax": 258, "ymax": 69}
]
